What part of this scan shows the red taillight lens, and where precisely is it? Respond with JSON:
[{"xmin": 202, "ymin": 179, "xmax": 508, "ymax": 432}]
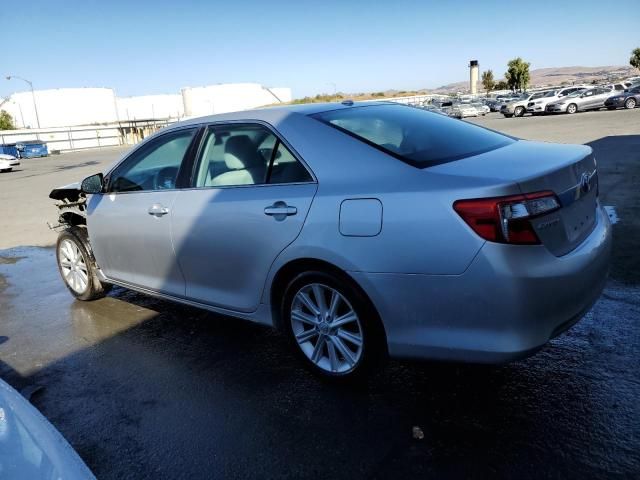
[{"xmin": 453, "ymin": 191, "xmax": 560, "ymax": 244}]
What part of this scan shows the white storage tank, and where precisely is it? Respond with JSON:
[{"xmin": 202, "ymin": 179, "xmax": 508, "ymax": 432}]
[
  {"xmin": 181, "ymin": 83, "xmax": 292, "ymax": 117},
  {"xmin": 116, "ymin": 94, "xmax": 184, "ymax": 121},
  {"xmin": 4, "ymin": 87, "xmax": 118, "ymax": 129}
]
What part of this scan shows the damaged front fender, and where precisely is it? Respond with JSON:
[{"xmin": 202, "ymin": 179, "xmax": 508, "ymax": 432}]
[{"xmin": 49, "ymin": 182, "xmax": 87, "ymax": 229}]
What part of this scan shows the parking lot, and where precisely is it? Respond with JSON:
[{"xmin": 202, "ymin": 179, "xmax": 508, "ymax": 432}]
[{"xmin": 0, "ymin": 109, "xmax": 639, "ymax": 479}]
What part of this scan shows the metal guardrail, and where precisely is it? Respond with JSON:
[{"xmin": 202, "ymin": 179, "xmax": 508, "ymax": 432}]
[{"xmin": 0, "ymin": 119, "xmax": 177, "ymax": 153}]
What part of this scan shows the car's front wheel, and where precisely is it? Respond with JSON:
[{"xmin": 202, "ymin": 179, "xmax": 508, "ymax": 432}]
[
  {"xmin": 625, "ymin": 98, "xmax": 637, "ymax": 109},
  {"xmin": 514, "ymin": 106, "xmax": 525, "ymax": 117},
  {"xmin": 56, "ymin": 227, "xmax": 111, "ymax": 301},
  {"xmin": 566, "ymin": 103, "xmax": 578, "ymax": 114},
  {"xmin": 281, "ymin": 271, "xmax": 384, "ymax": 380}
]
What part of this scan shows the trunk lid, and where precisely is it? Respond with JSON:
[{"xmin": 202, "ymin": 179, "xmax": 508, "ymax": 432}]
[{"xmin": 430, "ymin": 140, "xmax": 598, "ymax": 256}]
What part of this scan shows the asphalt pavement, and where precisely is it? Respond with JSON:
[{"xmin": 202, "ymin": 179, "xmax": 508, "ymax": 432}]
[{"xmin": 0, "ymin": 110, "xmax": 639, "ymax": 479}]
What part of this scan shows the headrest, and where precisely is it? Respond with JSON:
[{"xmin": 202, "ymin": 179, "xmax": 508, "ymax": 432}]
[{"xmin": 223, "ymin": 135, "xmax": 262, "ymax": 170}]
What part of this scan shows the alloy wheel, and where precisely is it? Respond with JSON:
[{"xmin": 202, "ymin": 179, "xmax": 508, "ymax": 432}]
[
  {"xmin": 625, "ymin": 98, "xmax": 636, "ymax": 109},
  {"xmin": 290, "ymin": 283, "xmax": 364, "ymax": 374},
  {"xmin": 58, "ymin": 239, "xmax": 89, "ymax": 294}
]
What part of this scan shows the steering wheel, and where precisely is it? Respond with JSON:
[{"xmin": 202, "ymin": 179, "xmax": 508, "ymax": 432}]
[{"xmin": 154, "ymin": 166, "xmax": 179, "ymax": 190}]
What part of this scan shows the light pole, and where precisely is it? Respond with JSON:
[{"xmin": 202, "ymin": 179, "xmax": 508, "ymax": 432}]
[{"xmin": 6, "ymin": 75, "xmax": 41, "ymax": 129}]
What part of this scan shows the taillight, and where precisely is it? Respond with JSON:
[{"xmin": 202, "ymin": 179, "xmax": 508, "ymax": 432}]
[{"xmin": 453, "ymin": 191, "xmax": 560, "ymax": 244}]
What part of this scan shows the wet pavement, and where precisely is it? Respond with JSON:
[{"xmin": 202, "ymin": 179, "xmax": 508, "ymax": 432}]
[
  {"xmin": 0, "ymin": 248, "xmax": 638, "ymax": 479},
  {"xmin": 0, "ymin": 119, "xmax": 639, "ymax": 479}
]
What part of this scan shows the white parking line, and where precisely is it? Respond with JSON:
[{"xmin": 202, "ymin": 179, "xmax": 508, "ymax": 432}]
[{"xmin": 603, "ymin": 206, "xmax": 620, "ymax": 224}]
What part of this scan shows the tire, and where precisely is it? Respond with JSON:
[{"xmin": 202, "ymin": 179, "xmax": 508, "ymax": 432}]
[
  {"xmin": 566, "ymin": 103, "xmax": 578, "ymax": 114},
  {"xmin": 281, "ymin": 270, "xmax": 385, "ymax": 380},
  {"xmin": 0, "ymin": 168, "xmax": 11, "ymax": 173},
  {"xmin": 503, "ymin": 113, "xmax": 513, "ymax": 118},
  {"xmin": 625, "ymin": 98, "xmax": 637, "ymax": 109},
  {"xmin": 514, "ymin": 106, "xmax": 525, "ymax": 117},
  {"xmin": 56, "ymin": 227, "xmax": 111, "ymax": 301}
]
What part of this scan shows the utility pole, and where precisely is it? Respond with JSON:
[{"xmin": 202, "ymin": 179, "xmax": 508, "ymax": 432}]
[{"xmin": 6, "ymin": 75, "xmax": 41, "ymax": 129}]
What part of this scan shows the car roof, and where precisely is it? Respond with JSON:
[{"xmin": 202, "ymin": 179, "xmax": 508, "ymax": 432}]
[{"xmin": 175, "ymin": 100, "xmax": 396, "ymax": 127}]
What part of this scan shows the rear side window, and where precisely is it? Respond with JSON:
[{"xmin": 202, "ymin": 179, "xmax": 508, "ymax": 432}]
[
  {"xmin": 194, "ymin": 124, "xmax": 313, "ymax": 187},
  {"xmin": 312, "ymin": 104, "xmax": 514, "ymax": 168}
]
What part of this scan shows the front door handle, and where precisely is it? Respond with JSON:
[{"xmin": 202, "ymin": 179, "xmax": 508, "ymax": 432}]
[
  {"xmin": 264, "ymin": 201, "xmax": 297, "ymax": 220},
  {"xmin": 148, "ymin": 204, "xmax": 170, "ymax": 217}
]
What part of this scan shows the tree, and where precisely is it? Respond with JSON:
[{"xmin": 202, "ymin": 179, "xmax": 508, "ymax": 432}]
[
  {"xmin": 630, "ymin": 48, "xmax": 640, "ymax": 71},
  {"xmin": 505, "ymin": 57, "xmax": 531, "ymax": 92},
  {"xmin": 481, "ymin": 70, "xmax": 495, "ymax": 93},
  {"xmin": 0, "ymin": 110, "xmax": 15, "ymax": 130},
  {"xmin": 495, "ymin": 80, "xmax": 509, "ymax": 90}
]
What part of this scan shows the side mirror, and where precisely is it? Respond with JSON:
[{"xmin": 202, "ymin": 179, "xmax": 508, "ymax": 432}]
[{"xmin": 81, "ymin": 173, "xmax": 104, "ymax": 194}]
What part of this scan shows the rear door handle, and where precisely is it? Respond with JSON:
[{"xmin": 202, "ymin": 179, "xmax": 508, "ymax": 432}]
[
  {"xmin": 148, "ymin": 204, "xmax": 170, "ymax": 217},
  {"xmin": 264, "ymin": 201, "xmax": 297, "ymax": 219}
]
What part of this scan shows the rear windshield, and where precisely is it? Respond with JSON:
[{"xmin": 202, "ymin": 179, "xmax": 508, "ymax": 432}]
[{"xmin": 312, "ymin": 104, "xmax": 514, "ymax": 168}]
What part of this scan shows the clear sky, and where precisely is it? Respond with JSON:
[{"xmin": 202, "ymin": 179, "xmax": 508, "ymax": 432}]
[{"xmin": 1, "ymin": 0, "xmax": 638, "ymax": 99}]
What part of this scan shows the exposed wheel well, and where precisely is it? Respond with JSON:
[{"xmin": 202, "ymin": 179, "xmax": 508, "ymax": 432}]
[
  {"xmin": 269, "ymin": 258, "xmax": 388, "ymax": 352},
  {"xmin": 60, "ymin": 212, "xmax": 86, "ymax": 227}
]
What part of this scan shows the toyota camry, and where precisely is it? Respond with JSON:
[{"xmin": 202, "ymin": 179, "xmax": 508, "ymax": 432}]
[{"xmin": 49, "ymin": 101, "xmax": 611, "ymax": 379}]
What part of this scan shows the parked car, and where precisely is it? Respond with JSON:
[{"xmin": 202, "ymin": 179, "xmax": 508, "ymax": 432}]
[
  {"xmin": 449, "ymin": 103, "xmax": 479, "ymax": 118},
  {"xmin": 486, "ymin": 99, "xmax": 504, "ymax": 112},
  {"xmin": 419, "ymin": 103, "xmax": 447, "ymax": 115},
  {"xmin": 0, "ymin": 378, "xmax": 95, "ymax": 479},
  {"xmin": 50, "ymin": 101, "xmax": 611, "ymax": 379},
  {"xmin": 471, "ymin": 102, "xmax": 490, "ymax": 115},
  {"xmin": 604, "ymin": 85, "xmax": 640, "ymax": 110},
  {"xmin": 545, "ymin": 87, "xmax": 614, "ymax": 114},
  {"xmin": 502, "ymin": 91, "xmax": 550, "ymax": 118},
  {"xmin": 605, "ymin": 82, "xmax": 632, "ymax": 92},
  {"xmin": 526, "ymin": 87, "xmax": 587, "ymax": 114},
  {"xmin": 0, "ymin": 154, "xmax": 20, "ymax": 172}
]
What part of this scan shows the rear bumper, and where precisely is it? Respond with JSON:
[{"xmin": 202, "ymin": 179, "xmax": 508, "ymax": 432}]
[{"xmin": 350, "ymin": 205, "xmax": 612, "ymax": 363}]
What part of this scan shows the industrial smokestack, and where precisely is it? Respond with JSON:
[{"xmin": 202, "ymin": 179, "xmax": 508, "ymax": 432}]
[{"xmin": 469, "ymin": 60, "xmax": 479, "ymax": 95}]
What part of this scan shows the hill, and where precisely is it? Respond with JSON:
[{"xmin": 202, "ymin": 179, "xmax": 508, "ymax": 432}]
[{"xmin": 433, "ymin": 65, "xmax": 637, "ymax": 93}]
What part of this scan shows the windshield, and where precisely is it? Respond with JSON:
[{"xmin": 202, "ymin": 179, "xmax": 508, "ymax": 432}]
[{"xmin": 312, "ymin": 104, "xmax": 514, "ymax": 168}]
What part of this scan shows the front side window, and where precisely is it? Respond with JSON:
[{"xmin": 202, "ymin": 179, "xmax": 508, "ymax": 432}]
[
  {"xmin": 109, "ymin": 128, "xmax": 196, "ymax": 192},
  {"xmin": 195, "ymin": 124, "xmax": 312, "ymax": 187},
  {"xmin": 312, "ymin": 104, "xmax": 514, "ymax": 168}
]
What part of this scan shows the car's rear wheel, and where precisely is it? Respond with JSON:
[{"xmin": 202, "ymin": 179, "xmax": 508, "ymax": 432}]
[
  {"xmin": 625, "ymin": 98, "xmax": 637, "ymax": 109},
  {"xmin": 56, "ymin": 227, "xmax": 111, "ymax": 301},
  {"xmin": 514, "ymin": 106, "xmax": 525, "ymax": 117},
  {"xmin": 281, "ymin": 270, "xmax": 383, "ymax": 380},
  {"xmin": 567, "ymin": 103, "xmax": 578, "ymax": 114}
]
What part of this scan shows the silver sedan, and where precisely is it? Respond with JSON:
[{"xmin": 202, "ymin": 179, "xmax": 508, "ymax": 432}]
[
  {"xmin": 50, "ymin": 101, "xmax": 611, "ymax": 379},
  {"xmin": 546, "ymin": 87, "xmax": 614, "ymax": 114}
]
